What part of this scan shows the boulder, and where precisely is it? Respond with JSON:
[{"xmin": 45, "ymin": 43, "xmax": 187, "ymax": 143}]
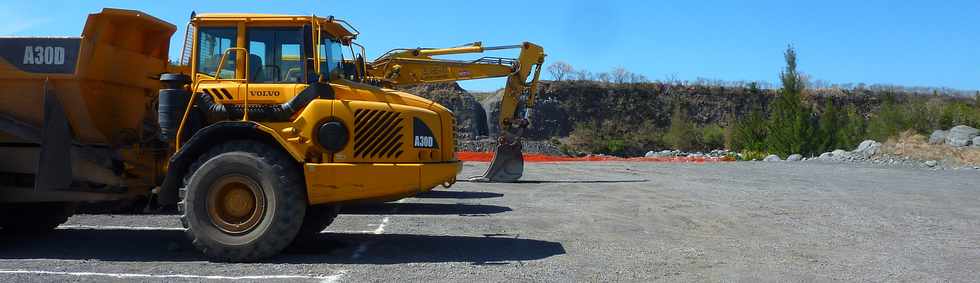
[
  {"xmin": 819, "ymin": 152, "xmax": 833, "ymax": 159},
  {"xmin": 832, "ymin": 149, "xmax": 848, "ymax": 156},
  {"xmin": 644, "ymin": 151, "xmax": 657, "ymax": 158},
  {"xmin": 786, "ymin": 154, "xmax": 803, "ymax": 161},
  {"xmin": 945, "ymin": 125, "xmax": 979, "ymax": 147},
  {"xmin": 853, "ymin": 140, "xmax": 881, "ymax": 158},
  {"xmin": 763, "ymin": 154, "xmax": 781, "ymax": 162},
  {"xmin": 974, "ymin": 136, "xmax": 980, "ymax": 147},
  {"xmin": 929, "ymin": 130, "xmax": 948, "ymax": 144},
  {"xmin": 924, "ymin": 160, "xmax": 938, "ymax": 167}
]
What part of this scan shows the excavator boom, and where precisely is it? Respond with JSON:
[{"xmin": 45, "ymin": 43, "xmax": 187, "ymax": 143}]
[{"xmin": 366, "ymin": 42, "xmax": 545, "ymax": 182}]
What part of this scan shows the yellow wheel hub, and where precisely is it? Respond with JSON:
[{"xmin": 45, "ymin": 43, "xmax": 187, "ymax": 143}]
[{"xmin": 207, "ymin": 174, "xmax": 265, "ymax": 234}]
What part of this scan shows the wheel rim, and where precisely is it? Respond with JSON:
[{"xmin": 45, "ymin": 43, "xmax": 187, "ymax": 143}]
[{"xmin": 206, "ymin": 174, "xmax": 266, "ymax": 234}]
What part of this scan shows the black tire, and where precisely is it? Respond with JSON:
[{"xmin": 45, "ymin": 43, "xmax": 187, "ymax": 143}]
[
  {"xmin": 291, "ymin": 205, "xmax": 338, "ymax": 247},
  {"xmin": 178, "ymin": 140, "xmax": 307, "ymax": 262},
  {"xmin": 0, "ymin": 202, "xmax": 75, "ymax": 234}
]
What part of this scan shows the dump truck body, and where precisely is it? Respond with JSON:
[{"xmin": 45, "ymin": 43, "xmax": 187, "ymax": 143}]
[{"xmin": 0, "ymin": 9, "xmax": 175, "ymax": 199}]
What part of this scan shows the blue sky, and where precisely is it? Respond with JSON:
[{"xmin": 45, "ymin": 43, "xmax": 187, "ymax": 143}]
[{"xmin": 2, "ymin": 0, "xmax": 978, "ymax": 92}]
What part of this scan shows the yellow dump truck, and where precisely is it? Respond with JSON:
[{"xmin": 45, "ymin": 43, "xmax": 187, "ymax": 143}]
[{"xmin": 0, "ymin": 7, "xmax": 544, "ymax": 261}]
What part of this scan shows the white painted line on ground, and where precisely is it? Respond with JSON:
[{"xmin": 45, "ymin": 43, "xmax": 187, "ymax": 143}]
[
  {"xmin": 57, "ymin": 225, "xmax": 185, "ymax": 231},
  {"xmin": 61, "ymin": 224, "xmax": 379, "ymax": 234},
  {"xmin": 350, "ymin": 199, "xmax": 405, "ymax": 259},
  {"xmin": 372, "ymin": 217, "xmax": 390, "ymax": 235},
  {"xmin": 0, "ymin": 269, "xmax": 346, "ymax": 282}
]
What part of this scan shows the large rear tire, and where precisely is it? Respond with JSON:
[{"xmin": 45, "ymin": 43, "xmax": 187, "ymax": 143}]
[
  {"xmin": 0, "ymin": 202, "xmax": 75, "ymax": 234},
  {"xmin": 179, "ymin": 140, "xmax": 306, "ymax": 262}
]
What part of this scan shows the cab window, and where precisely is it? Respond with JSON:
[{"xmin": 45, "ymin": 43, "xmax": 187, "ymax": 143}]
[
  {"xmin": 247, "ymin": 28, "xmax": 306, "ymax": 83},
  {"xmin": 196, "ymin": 27, "xmax": 237, "ymax": 78},
  {"xmin": 318, "ymin": 34, "xmax": 344, "ymax": 80}
]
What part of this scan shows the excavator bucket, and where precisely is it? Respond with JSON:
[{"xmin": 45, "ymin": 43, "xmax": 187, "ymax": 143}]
[{"xmin": 470, "ymin": 141, "xmax": 524, "ymax": 182}]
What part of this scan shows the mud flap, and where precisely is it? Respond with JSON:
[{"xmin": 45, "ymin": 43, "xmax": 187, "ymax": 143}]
[
  {"xmin": 470, "ymin": 141, "xmax": 524, "ymax": 182},
  {"xmin": 34, "ymin": 80, "xmax": 73, "ymax": 191}
]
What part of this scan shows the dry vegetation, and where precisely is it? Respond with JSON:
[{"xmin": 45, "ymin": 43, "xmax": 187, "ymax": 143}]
[{"xmin": 882, "ymin": 131, "xmax": 980, "ymax": 166}]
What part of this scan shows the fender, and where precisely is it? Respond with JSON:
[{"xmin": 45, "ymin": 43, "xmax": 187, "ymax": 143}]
[{"xmin": 156, "ymin": 121, "xmax": 303, "ymax": 205}]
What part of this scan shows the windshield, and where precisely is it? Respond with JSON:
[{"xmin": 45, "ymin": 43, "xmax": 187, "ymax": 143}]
[{"xmin": 318, "ymin": 35, "xmax": 344, "ymax": 79}]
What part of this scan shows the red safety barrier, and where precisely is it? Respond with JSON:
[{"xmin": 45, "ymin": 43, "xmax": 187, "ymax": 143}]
[{"xmin": 456, "ymin": 151, "xmax": 736, "ymax": 163}]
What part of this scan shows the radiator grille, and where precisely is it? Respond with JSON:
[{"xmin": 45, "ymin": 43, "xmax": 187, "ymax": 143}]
[{"xmin": 353, "ymin": 109, "xmax": 404, "ymax": 159}]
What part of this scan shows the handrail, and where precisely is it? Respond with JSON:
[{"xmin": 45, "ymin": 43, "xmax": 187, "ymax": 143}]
[
  {"xmin": 212, "ymin": 47, "xmax": 250, "ymax": 121},
  {"xmin": 175, "ymin": 47, "xmax": 250, "ymax": 150}
]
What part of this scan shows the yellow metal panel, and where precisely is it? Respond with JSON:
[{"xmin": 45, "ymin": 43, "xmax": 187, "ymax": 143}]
[
  {"xmin": 419, "ymin": 162, "xmax": 462, "ymax": 192},
  {"xmin": 304, "ymin": 163, "xmax": 421, "ymax": 205}
]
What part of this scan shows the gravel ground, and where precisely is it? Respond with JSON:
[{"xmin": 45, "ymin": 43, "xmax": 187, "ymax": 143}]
[{"xmin": 1, "ymin": 161, "xmax": 978, "ymax": 282}]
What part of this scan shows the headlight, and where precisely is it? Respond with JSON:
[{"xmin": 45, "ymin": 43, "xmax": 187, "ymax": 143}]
[{"xmin": 316, "ymin": 120, "xmax": 349, "ymax": 152}]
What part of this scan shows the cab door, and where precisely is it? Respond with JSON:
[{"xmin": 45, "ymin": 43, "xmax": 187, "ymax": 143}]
[
  {"xmin": 239, "ymin": 27, "xmax": 310, "ymax": 105},
  {"xmin": 194, "ymin": 26, "xmax": 244, "ymax": 105}
]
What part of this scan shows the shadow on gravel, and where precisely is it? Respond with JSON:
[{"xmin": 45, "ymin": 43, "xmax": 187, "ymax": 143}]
[
  {"xmin": 341, "ymin": 203, "xmax": 511, "ymax": 215},
  {"xmin": 286, "ymin": 233, "xmax": 566, "ymax": 264},
  {"xmin": 0, "ymin": 229, "xmax": 200, "ymax": 261},
  {"xmin": 511, "ymin": 179, "xmax": 648, "ymax": 184},
  {"xmin": 413, "ymin": 190, "xmax": 504, "ymax": 199},
  {"xmin": 0, "ymin": 229, "xmax": 564, "ymax": 264}
]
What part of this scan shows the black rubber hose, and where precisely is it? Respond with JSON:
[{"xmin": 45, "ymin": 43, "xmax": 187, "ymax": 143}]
[{"xmin": 196, "ymin": 82, "xmax": 334, "ymax": 122}]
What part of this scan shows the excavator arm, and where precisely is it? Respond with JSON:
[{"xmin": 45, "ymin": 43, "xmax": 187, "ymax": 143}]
[{"xmin": 365, "ymin": 42, "xmax": 545, "ymax": 182}]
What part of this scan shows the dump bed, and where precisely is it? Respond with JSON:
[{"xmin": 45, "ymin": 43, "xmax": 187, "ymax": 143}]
[{"xmin": 0, "ymin": 8, "xmax": 176, "ymax": 145}]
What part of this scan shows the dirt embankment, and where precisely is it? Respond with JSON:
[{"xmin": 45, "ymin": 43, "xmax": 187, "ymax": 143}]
[{"xmin": 409, "ymin": 81, "xmax": 976, "ymax": 145}]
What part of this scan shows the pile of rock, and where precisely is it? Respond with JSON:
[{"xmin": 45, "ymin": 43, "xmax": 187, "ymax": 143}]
[
  {"xmin": 811, "ymin": 140, "xmax": 901, "ymax": 163},
  {"xmin": 644, "ymin": 149, "xmax": 733, "ymax": 158},
  {"xmin": 456, "ymin": 139, "xmax": 564, "ymax": 156},
  {"xmin": 762, "ymin": 154, "xmax": 805, "ymax": 162},
  {"xmin": 929, "ymin": 125, "xmax": 980, "ymax": 147}
]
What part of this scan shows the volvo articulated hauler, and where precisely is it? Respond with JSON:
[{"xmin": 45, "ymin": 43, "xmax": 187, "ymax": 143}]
[{"xmin": 0, "ymin": 8, "xmax": 544, "ymax": 261}]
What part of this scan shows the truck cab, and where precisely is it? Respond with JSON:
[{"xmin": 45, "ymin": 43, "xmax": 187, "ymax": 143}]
[{"xmin": 159, "ymin": 13, "xmax": 462, "ymax": 261}]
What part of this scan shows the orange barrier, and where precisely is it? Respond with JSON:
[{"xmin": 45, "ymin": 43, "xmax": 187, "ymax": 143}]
[{"xmin": 457, "ymin": 151, "xmax": 735, "ymax": 163}]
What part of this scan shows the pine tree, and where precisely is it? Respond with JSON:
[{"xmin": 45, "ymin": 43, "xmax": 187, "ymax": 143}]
[
  {"xmin": 815, "ymin": 99, "xmax": 842, "ymax": 153},
  {"xmin": 766, "ymin": 45, "xmax": 816, "ymax": 157}
]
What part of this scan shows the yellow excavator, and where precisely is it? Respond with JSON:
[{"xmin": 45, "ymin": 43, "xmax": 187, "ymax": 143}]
[{"xmin": 365, "ymin": 42, "xmax": 546, "ymax": 182}]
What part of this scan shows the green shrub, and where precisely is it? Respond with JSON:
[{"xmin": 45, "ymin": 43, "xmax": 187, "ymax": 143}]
[
  {"xmin": 698, "ymin": 124, "xmax": 726, "ymax": 150},
  {"xmin": 837, "ymin": 105, "xmax": 866, "ymax": 149},
  {"xmin": 732, "ymin": 109, "xmax": 768, "ymax": 152},
  {"xmin": 664, "ymin": 103, "xmax": 697, "ymax": 151},
  {"xmin": 566, "ymin": 120, "xmax": 664, "ymax": 156},
  {"xmin": 739, "ymin": 150, "xmax": 769, "ymax": 161}
]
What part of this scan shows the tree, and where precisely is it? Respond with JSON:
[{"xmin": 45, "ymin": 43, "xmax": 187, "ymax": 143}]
[
  {"xmin": 628, "ymin": 73, "xmax": 648, "ymax": 84},
  {"xmin": 547, "ymin": 61, "xmax": 574, "ymax": 82},
  {"xmin": 732, "ymin": 109, "xmax": 768, "ymax": 152},
  {"xmin": 766, "ymin": 45, "xmax": 816, "ymax": 157},
  {"xmin": 572, "ymin": 70, "xmax": 593, "ymax": 81},
  {"xmin": 837, "ymin": 105, "xmax": 865, "ymax": 149},
  {"xmin": 815, "ymin": 99, "xmax": 843, "ymax": 153},
  {"xmin": 664, "ymin": 102, "xmax": 696, "ymax": 150},
  {"xmin": 611, "ymin": 67, "xmax": 629, "ymax": 84},
  {"xmin": 596, "ymin": 72, "xmax": 611, "ymax": 83},
  {"xmin": 866, "ymin": 95, "xmax": 906, "ymax": 141}
]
